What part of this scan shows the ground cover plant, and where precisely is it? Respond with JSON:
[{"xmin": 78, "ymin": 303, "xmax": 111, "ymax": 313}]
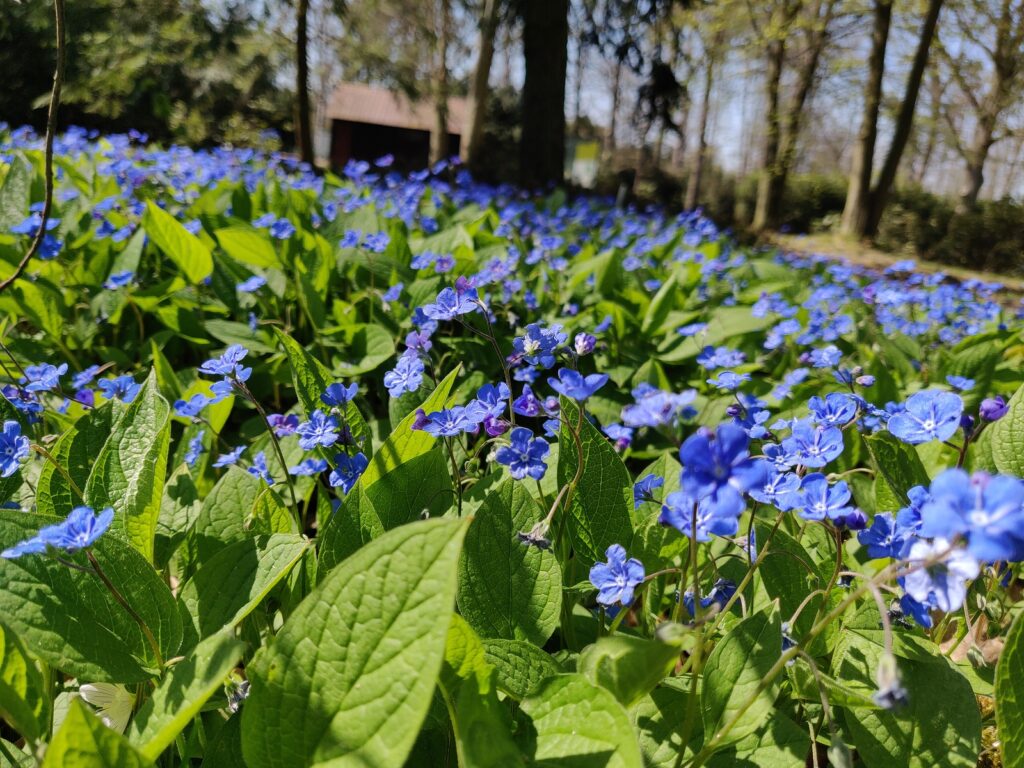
[{"xmin": 0, "ymin": 126, "xmax": 1024, "ymax": 767}]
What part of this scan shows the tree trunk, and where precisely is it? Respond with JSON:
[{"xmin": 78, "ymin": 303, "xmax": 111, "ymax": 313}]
[
  {"xmin": 604, "ymin": 57, "xmax": 622, "ymax": 162},
  {"xmin": 752, "ymin": 34, "xmax": 787, "ymax": 232},
  {"xmin": 766, "ymin": 0, "xmax": 836, "ymax": 227},
  {"xmin": 840, "ymin": 0, "xmax": 892, "ymax": 237},
  {"xmin": 430, "ymin": 0, "xmax": 451, "ymax": 164},
  {"xmin": 912, "ymin": 72, "xmax": 943, "ymax": 185},
  {"xmin": 295, "ymin": 0, "xmax": 314, "ymax": 166},
  {"xmin": 958, "ymin": 112, "xmax": 997, "ymax": 211},
  {"xmin": 520, "ymin": 0, "xmax": 569, "ymax": 187},
  {"xmin": 863, "ymin": 0, "xmax": 943, "ymax": 236},
  {"xmin": 685, "ymin": 47, "xmax": 716, "ymax": 210},
  {"xmin": 462, "ymin": 0, "xmax": 500, "ymax": 170}
]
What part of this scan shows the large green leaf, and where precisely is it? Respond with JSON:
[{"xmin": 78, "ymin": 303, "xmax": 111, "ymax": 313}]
[
  {"xmin": 578, "ymin": 631, "xmax": 684, "ymax": 708},
  {"xmin": 864, "ymin": 432, "xmax": 931, "ymax": 508},
  {"xmin": 457, "ymin": 478, "xmax": 562, "ymax": 645},
  {"xmin": 705, "ymin": 713, "xmax": 810, "ymax": 768},
  {"xmin": 438, "ymin": 616, "xmax": 522, "ymax": 768},
  {"xmin": 241, "ymin": 518, "xmax": 469, "ymax": 768},
  {"xmin": 0, "ymin": 511, "xmax": 181, "ymax": 683},
  {"xmin": 85, "ymin": 370, "xmax": 171, "ymax": 562},
  {"xmin": 142, "ymin": 202, "xmax": 212, "ymax": 283},
  {"xmin": 557, "ymin": 397, "xmax": 634, "ymax": 567},
  {"xmin": 316, "ymin": 483, "xmax": 384, "ymax": 572},
  {"xmin": 0, "ymin": 621, "xmax": 48, "ymax": 743},
  {"xmin": 0, "ymin": 156, "xmax": 31, "ymax": 234},
  {"xmin": 186, "ymin": 467, "xmax": 263, "ymax": 565},
  {"xmin": 128, "ymin": 632, "xmax": 245, "ymax": 762},
  {"xmin": 701, "ymin": 607, "xmax": 782, "ymax": 749},
  {"xmin": 37, "ymin": 403, "xmax": 117, "ymax": 518},
  {"xmin": 996, "ymin": 610, "xmax": 1024, "ymax": 767},
  {"xmin": 178, "ymin": 535, "xmax": 309, "ymax": 646},
  {"xmin": 520, "ymin": 674, "xmax": 643, "ymax": 768},
  {"xmin": 991, "ymin": 383, "xmax": 1024, "ymax": 477},
  {"xmin": 215, "ymin": 225, "xmax": 281, "ymax": 269},
  {"xmin": 42, "ymin": 699, "xmax": 153, "ymax": 768},
  {"xmin": 481, "ymin": 639, "xmax": 562, "ymax": 700},
  {"xmin": 153, "ymin": 464, "xmax": 201, "ymax": 568}
]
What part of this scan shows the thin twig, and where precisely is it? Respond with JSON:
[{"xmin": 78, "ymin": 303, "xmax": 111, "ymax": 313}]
[{"xmin": 0, "ymin": 0, "xmax": 65, "ymax": 294}]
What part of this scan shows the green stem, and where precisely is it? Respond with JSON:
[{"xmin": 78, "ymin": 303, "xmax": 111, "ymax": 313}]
[{"xmin": 32, "ymin": 444, "xmax": 84, "ymax": 501}]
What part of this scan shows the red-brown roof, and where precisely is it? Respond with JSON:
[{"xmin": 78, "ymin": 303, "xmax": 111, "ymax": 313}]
[{"xmin": 326, "ymin": 82, "xmax": 467, "ymax": 135}]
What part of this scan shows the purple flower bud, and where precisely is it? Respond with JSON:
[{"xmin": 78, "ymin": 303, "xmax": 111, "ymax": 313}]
[
  {"xmin": 980, "ymin": 396, "xmax": 1009, "ymax": 422},
  {"xmin": 574, "ymin": 333, "xmax": 596, "ymax": 356},
  {"xmin": 960, "ymin": 413, "xmax": 975, "ymax": 436},
  {"xmin": 410, "ymin": 408, "xmax": 430, "ymax": 431},
  {"xmin": 483, "ymin": 414, "xmax": 508, "ymax": 437},
  {"xmin": 856, "ymin": 375, "xmax": 875, "ymax": 387}
]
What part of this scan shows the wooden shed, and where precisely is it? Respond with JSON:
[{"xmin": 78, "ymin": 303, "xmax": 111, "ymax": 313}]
[{"xmin": 326, "ymin": 82, "xmax": 467, "ymax": 171}]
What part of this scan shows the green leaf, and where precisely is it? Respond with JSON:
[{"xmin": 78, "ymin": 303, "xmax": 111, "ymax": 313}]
[
  {"xmin": 481, "ymin": 639, "xmax": 562, "ymax": 700},
  {"xmin": 42, "ymin": 699, "xmax": 153, "ymax": 768},
  {"xmin": 438, "ymin": 616, "xmax": 522, "ymax": 768},
  {"xmin": 37, "ymin": 402, "xmax": 117, "ymax": 518},
  {"xmin": 557, "ymin": 397, "xmax": 634, "ymax": 567},
  {"xmin": 316, "ymin": 483, "xmax": 384, "ymax": 572},
  {"xmin": 838, "ymin": 636, "xmax": 980, "ymax": 768},
  {"xmin": 0, "ymin": 621, "xmax": 48, "ymax": 743},
  {"xmin": 705, "ymin": 713, "xmax": 810, "ymax": 768},
  {"xmin": 991, "ymin": 383, "xmax": 1024, "ymax": 477},
  {"xmin": 215, "ymin": 225, "xmax": 281, "ymax": 269},
  {"xmin": 641, "ymin": 273, "xmax": 678, "ymax": 336},
  {"xmin": 701, "ymin": 607, "xmax": 782, "ymax": 749},
  {"xmin": 996, "ymin": 609, "xmax": 1024, "ymax": 767},
  {"xmin": 0, "ymin": 511, "xmax": 181, "ymax": 683},
  {"xmin": 178, "ymin": 535, "xmax": 309, "ymax": 646},
  {"xmin": 864, "ymin": 432, "xmax": 931, "ymax": 507},
  {"xmin": 578, "ymin": 630, "xmax": 684, "ymax": 707},
  {"xmin": 249, "ymin": 487, "xmax": 297, "ymax": 535},
  {"xmin": 0, "ymin": 156, "xmax": 31, "ymax": 234},
  {"xmin": 154, "ymin": 464, "xmax": 201, "ymax": 568},
  {"xmin": 186, "ymin": 467, "xmax": 263, "ymax": 565},
  {"xmin": 628, "ymin": 682, "xmax": 692, "ymax": 767},
  {"xmin": 241, "ymin": 518, "xmax": 469, "ymax": 768},
  {"xmin": 942, "ymin": 335, "xmax": 1006, "ymax": 411},
  {"xmin": 85, "ymin": 370, "xmax": 171, "ymax": 562},
  {"xmin": 457, "ymin": 479, "xmax": 562, "ymax": 645},
  {"xmin": 520, "ymin": 674, "xmax": 643, "ymax": 768},
  {"xmin": 128, "ymin": 632, "xmax": 245, "ymax": 762},
  {"xmin": 273, "ymin": 328, "xmax": 371, "ymax": 454},
  {"xmin": 142, "ymin": 202, "xmax": 212, "ymax": 283}
]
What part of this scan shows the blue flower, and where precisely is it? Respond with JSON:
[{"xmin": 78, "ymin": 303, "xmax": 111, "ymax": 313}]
[
  {"xmin": 946, "ymin": 375, "xmax": 974, "ymax": 391},
  {"xmin": 199, "ymin": 345, "xmax": 251, "ymax": 381},
  {"xmin": 269, "ymin": 218, "xmax": 296, "ymax": 240},
  {"xmin": 473, "ymin": 383, "xmax": 510, "ymax": 419},
  {"xmin": 547, "ymin": 368, "xmax": 608, "ymax": 402},
  {"xmin": 682, "ymin": 578, "xmax": 737, "ymax": 617},
  {"xmin": 71, "ymin": 365, "xmax": 102, "ymax": 390},
  {"xmin": 97, "ymin": 375, "xmax": 140, "ymax": 403},
  {"xmin": 174, "ymin": 393, "xmax": 214, "ymax": 419},
  {"xmin": 0, "ymin": 421, "xmax": 29, "ymax": 478},
  {"xmin": 421, "ymin": 287, "xmax": 478, "ymax": 321},
  {"xmin": 807, "ymin": 392, "xmax": 858, "ymax": 427},
  {"xmin": 660, "ymin": 491, "xmax": 740, "ymax": 541},
  {"xmin": 296, "ymin": 410, "xmax": 340, "ymax": 450},
  {"xmin": 779, "ymin": 420, "xmax": 844, "ymax": 468},
  {"xmin": 918, "ymin": 469, "xmax": 1024, "ymax": 562},
  {"xmin": 980, "ymin": 396, "xmax": 1009, "ymax": 421},
  {"xmin": 213, "ymin": 446, "xmax": 245, "ymax": 468},
  {"xmin": 321, "ymin": 382, "xmax": 359, "ymax": 408},
  {"xmin": 2, "ymin": 505, "xmax": 114, "ymax": 558},
  {"xmin": 512, "ymin": 323, "xmax": 566, "ymax": 369},
  {"xmin": 289, "ymin": 457, "xmax": 329, "ymax": 476},
  {"xmin": 417, "ymin": 405, "xmax": 487, "ymax": 438},
  {"xmin": 104, "ymin": 270, "xmax": 135, "ymax": 290},
  {"xmin": 494, "ymin": 427, "xmax": 549, "ymax": 480},
  {"xmin": 633, "ymin": 475, "xmax": 664, "ymax": 508},
  {"xmin": 382, "ymin": 283, "xmax": 403, "ymax": 302},
  {"xmin": 185, "ymin": 431, "xmax": 205, "ymax": 466},
  {"xmin": 621, "ymin": 385, "xmax": 696, "ymax": 428},
  {"xmin": 902, "ymin": 539, "xmax": 979, "ymax": 613},
  {"xmin": 807, "ymin": 345, "xmax": 842, "ymax": 368},
  {"xmin": 236, "ymin": 276, "xmax": 266, "ymax": 293},
  {"xmin": 707, "ymin": 371, "xmax": 750, "ymax": 391},
  {"xmin": 678, "ymin": 423, "xmax": 768, "ymax": 517},
  {"xmin": 574, "ymin": 333, "xmax": 596, "ymax": 356},
  {"xmin": 858, "ymin": 512, "xmax": 912, "ymax": 559},
  {"xmin": 267, "ymin": 413, "xmax": 299, "ymax": 437},
  {"xmin": 329, "ymin": 452, "xmax": 368, "ymax": 494},
  {"xmin": 749, "ymin": 471, "xmax": 801, "ymax": 511},
  {"xmin": 589, "ymin": 544, "xmax": 645, "ymax": 606},
  {"xmin": 383, "ymin": 355, "xmax": 424, "ymax": 398},
  {"xmin": 697, "ymin": 346, "xmax": 745, "ymax": 370},
  {"xmin": 887, "ymin": 390, "xmax": 963, "ymax": 445},
  {"xmin": 247, "ymin": 451, "xmax": 274, "ymax": 485},
  {"xmin": 512, "ymin": 384, "xmax": 544, "ymax": 417},
  {"xmin": 796, "ymin": 473, "xmax": 856, "ymax": 522},
  {"xmin": 23, "ymin": 363, "xmax": 68, "ymax": 393}
]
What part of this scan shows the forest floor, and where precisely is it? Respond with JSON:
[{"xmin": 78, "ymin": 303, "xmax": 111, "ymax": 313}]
[{"xmin": 770, "ymin": 232, "xmax": 1024, "ymax": 298}]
